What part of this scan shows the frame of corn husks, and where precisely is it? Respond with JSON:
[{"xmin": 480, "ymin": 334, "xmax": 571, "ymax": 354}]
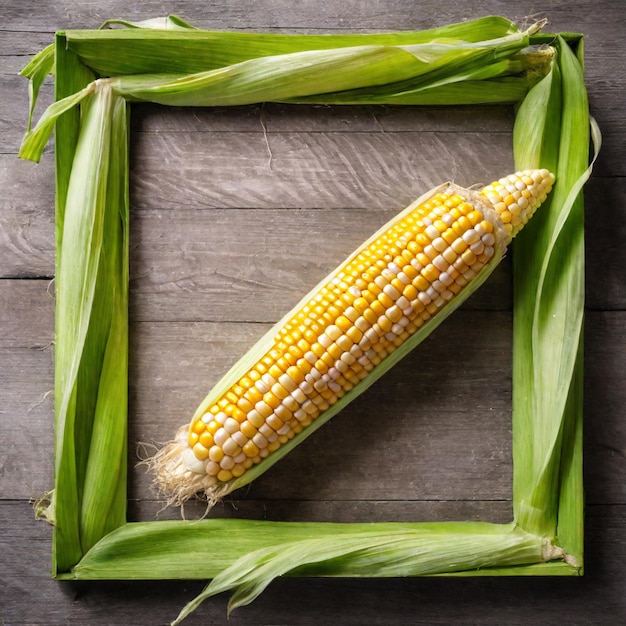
[{"xmin": 19, "ymin": 14, "xmax": 599, "ymax": 623}]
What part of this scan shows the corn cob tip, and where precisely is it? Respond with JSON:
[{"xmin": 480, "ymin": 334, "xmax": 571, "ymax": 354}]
[
  {"xmin": 145, "ymin": 425, "xmax": 229, "ymax": 508},
  {"xmin": 479, "ymin": 168, "xmax": 555, "ymax": 240}
]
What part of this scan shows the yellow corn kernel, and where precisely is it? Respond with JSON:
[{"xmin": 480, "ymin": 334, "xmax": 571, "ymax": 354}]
[
  {"xmin": 199, "ymin": 431, "xmax": 214, "ymax": 449},
  {"xmin": 191, "ymin": 419, "xmax": 205, "ymax": 435}
]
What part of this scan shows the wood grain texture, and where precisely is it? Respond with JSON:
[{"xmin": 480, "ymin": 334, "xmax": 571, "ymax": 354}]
[
  {"xmin": 1, "ymin": 0, "xmax": 625, "ymax": 624},
  {"xmin": 127, "ymin": 207, "xmax": 513, "ymax": 324},
  {"xmin": 1, "ymin": 167, "xmax": 620, "ymax": 310},
  {"xmin": 0, "ymin": 0, "xmax": 622, "ymax": 37},
  {"xmin": 584, "ymin": 177, "xmax": 626, "ymax": 310},
  {"xmin": 131, "ymin": 102, "xmax": 517, "ymax": 134},
  {"xmin": 131, "ymin": 130, "xmax": 515, "ymax": 210},
  {"xmin": 0, "ymin": 281, "xmax": 55, "ymax": 499}
]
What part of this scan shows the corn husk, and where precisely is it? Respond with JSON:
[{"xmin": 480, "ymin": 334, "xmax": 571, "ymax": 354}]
[
  {"xmin": 19, "ymin": 15, "xmax": 595, "ymax": 623},
  {"xmin": 512, "ymin": 35, "xmax": 599, "ymax": 557},
  {"xmin": 20, "ymin": 18, "xmax": 550, "ymax": 160},
  {"xmin": 42, "ymin": 73, "xmax": 130, "ymax": 570}
]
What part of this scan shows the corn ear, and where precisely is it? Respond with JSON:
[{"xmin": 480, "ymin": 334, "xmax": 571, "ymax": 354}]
[{"xmin": 149, "ymin": 171, "xmax": 554, "ymax": 510}]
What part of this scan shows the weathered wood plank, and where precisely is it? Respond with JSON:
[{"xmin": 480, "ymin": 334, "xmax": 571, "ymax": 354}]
[
  {"xmin": 1, "ymin": 166, "xmax": 622, "ymax": 313},
  {"xmin": 128, "ymin": 498, "xmax": 515, "ymax": 524},
  {"xmin": 3, "ymin": 280, "xmax": 515, "ymax": 505},
  {"xmin": 1, "ymin": 142, "xmax": 622, "ymax": 312},
  {"xmin": 0, "ymin": 81, "xmax": 515, "ymax": 155},
  {"xmin": 131, "ymin": 102, "xmax": 516, "ymax": 134},
  {"xmin": 0, "ymin": 161, "xmax": 55, "ymax": 278},
  {"xmin": 1, "ymin": 500, "xmax": 624, "ymax": 624},
  {"xmin": 584, "ymin": 177, "xmax": 626, "ymax": 311},
  {"xmin": 0, "ymin": 280, "xmax": 516, "ymax": 504},
  {"xmin": 128, "ymin": 311, "xmax": 626, "ymax": 507},
  {"xmin": 131, "ymin": 130, "xmax": 515, "ymax": 210},
  {"xmin": 584, "ymin": 312, "xmax": 626, "ymax": 505},
  {"xmin": 0, "ymin": 0, "xmax": 621, "ymax": 39},
  {"xmin": 5, "ymin": 94, "xmax": 623, "ymax": 179},
  {"xmin": 0, "ymin": 156, "xmax": 55, "ymax": 207},
  {"xmin": 165, "ymin": 322, "xmax": 625, "ymax": 508},
  {"xmin": 0, "ymin": 280, "xmax": 55, "ymax": 499},
  {"xmin": 0, "ymin": 34, "xmax": 57, "ymax": 61},
  {"xmin": 127, "ymin": 320, "xmax": 624, "ymax": 512},
  {"xmin": 128, "ymin": 206, "xmax": 513, "ymax": 324},
  {"xmin": 0, "ymin": 280, "xmax": 54, "ymax": 350},
  {"xmin": 0, "ymin": 73, "xmax": 54, "ymax": 155}
]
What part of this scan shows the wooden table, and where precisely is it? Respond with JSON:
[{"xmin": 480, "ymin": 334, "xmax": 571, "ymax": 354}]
[{"xmin": 2, "ymin": 1, "xmax": 624, "ymax": 624}]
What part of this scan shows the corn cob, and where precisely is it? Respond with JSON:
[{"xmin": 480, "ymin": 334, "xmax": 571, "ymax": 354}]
[{"xmin": 150, "ymin": 169, "xmax": 555, "ymax": 507}]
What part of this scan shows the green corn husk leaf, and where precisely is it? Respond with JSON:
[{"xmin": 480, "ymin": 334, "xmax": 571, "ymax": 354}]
[
  {"xmin": 67, "ymin": 519, "xmax": 555, "ymax": 582},
  {"xmin": 79, "ymin": 93, "xmax": 130, "ymax": 553},
  {"xmin": 353, "ymin": 77, "xmax": 529, "ymax": 106},
  {"xmin": 17, "ymin": 15, "xmax": 195, "ymax": 155},
  {"xmin": 512, "ymin": 36, "xmax": 598, "ymax": 552},
  {"xmin": 42, "ymin": 40, "xmax": 131, "ymax": 574},
  {"xmin": 110, "ymin": 26, "xmax": 540, "ymax": 107},
  {"xmin": 19, "ymin": 43, "xmax": 55, "ymax": 133},
  {"xmin": 174, "ymin": 523, "xmax": 547, "ymax": 621},
  {"xmin": 51, "ymin": 83, "xmax": 115, "ymax": 572},
  {"xmin": 99, "ymin": 14, "xmax": 198, "ymax": 31},
  {"xmin": 63, "ymin": 15, "xmax": 521, "ymax": 76},
  {"xmin": 20, "ymin": 21, "xmax": 548, "ymax": 162},
  {"xmin": 285, "ymin": 42, "xmax": 554, "ymax": 106},
  {"xmin": 19, "ymin": 82, "xmax": 95, "ymax": 163},
  {"xmin": 53, "ymin": 36, "xmax": 96, "ymax": 249},
  {"xmin": 290, "ymin": 43, "xmax": 554, "ymax": 106},
  {"xmin": 65, "ymin": 515, "xmax": 575, "ymax": 576}
]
